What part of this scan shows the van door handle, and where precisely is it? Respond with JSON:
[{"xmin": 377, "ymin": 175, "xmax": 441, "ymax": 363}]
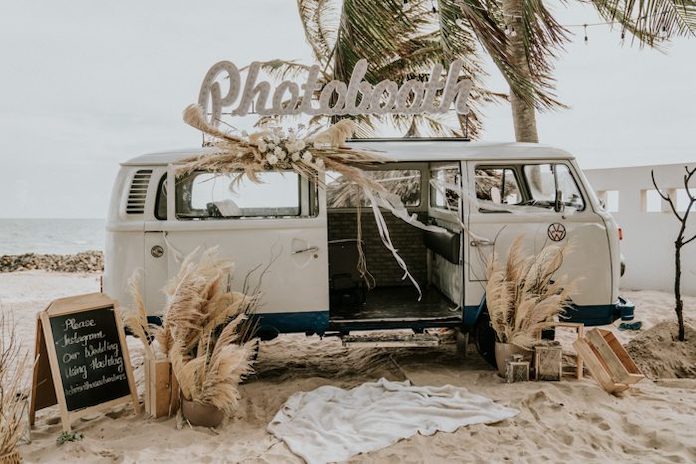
[
  {"xmin": 293, "ymin": 246, "xmax": 319, "ymax": 255},
  {"xmin": 470, "ymin": 239, "xmax": 493, "ymax": 247}
]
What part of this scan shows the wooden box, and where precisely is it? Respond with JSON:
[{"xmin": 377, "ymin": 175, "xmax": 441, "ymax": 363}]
[
  {"xmin": 573, "ymin": 328, "xmax": 644, "ymax": 394},
  {"xmin": 506, "ymin": 359, "xmax": 530, "ymax": 383},
  {"xmin": 534, "ymin": 344, "xmax": 563, "ymax": 381},
  {"xmin": 144, "ymin": 359, "xmax": 179, "ymax": 418}
]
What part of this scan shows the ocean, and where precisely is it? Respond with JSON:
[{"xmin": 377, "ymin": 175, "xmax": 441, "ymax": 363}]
[{"xmin": 0, "ymin": 218, "xmax": 106, "ymax": 255}]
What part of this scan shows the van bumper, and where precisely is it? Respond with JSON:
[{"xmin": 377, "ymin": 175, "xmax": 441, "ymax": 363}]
[{"xmin": 563, "ymin": 297, "xmax": 635, "ymax": 326}]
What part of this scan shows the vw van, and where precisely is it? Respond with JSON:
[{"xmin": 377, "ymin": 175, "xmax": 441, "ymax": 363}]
[{"xmin": 104, "ymin": 139, "xmax": 634, "ymax": 363}]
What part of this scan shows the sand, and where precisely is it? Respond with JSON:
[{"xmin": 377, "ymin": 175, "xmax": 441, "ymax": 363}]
[
  {"xmin": 2, "ymin": 271, "xmax": 696, "ymax": 463},
  {"xmin": 627, "ymin": 321, "xmax": 696, "ymax": 379}
]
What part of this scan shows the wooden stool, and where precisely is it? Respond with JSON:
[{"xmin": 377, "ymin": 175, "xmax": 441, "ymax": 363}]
[{"xmin": 535, "ymin": 322, "xmax": 585, "ymax": 380}]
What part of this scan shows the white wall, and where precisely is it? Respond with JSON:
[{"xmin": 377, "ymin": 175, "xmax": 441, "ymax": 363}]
[{"xmin": 585, "ymin": 164, "xmax": 696, "ymax": 296}]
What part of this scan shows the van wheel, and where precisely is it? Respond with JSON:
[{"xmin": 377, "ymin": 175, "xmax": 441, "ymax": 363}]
[{"xmin": 473, "ymin": 312, "xmax": 497, "ymax": 368}]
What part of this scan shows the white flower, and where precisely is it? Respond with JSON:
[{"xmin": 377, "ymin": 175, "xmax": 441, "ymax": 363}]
[
  {"xmin": 267, "ymin": 154, "xmax": 279, "ymax": 165},
  {"xmin": 268, "ymin": 142, "xmax": 276, "ymax": 150},
  {"xmin": 302, "ymin": 151, "xmax": 313, "ymax": 163},
  {"xmin": 273, "ymin": 146, "xmax": 283, "ymax": 156},
  {"xmin": 291, "ymin": 152, "xmax": 301, "ymax": 162},
  {"xmin": 257, "ymin": 140, "xmax": 267, "ymax": 153}
]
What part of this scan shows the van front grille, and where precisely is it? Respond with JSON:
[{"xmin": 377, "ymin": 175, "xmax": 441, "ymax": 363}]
[{"xmin": 126, "ymin": 169, "xmax": 153, "ymax": 214}]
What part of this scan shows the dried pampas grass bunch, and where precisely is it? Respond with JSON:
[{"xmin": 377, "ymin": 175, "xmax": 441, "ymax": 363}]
[
  {"xmin": 159, "ymin": 247, "xmax": 259, "ymax": 415},
  {"xmin": 122, "ymin": 270, "xmax": 156, "ymax": 360},
  {"xmin": 486, "ymin": 236, "xmax": 573, "ymax": 350},
  {"xmin": 0, "ymin": 312, "xmax": 28, "ymax": 458}
]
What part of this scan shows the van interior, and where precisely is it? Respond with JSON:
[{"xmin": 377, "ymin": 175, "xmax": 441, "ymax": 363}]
[{"xmin": 325, "ymin": 162, "xmax": 464, "ymax": 330}]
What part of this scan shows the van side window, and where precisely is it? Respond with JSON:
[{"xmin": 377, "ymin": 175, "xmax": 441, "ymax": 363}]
[
  {"xmin": 155, "ymin": 174, "xmax": 167, "ymax": 220},
  {"xmin": 326, "ymin": 169, "xmax": 421, "ymax": 208},
  {"xmin": 475, "ymin": 168, "xmax": 520, "ymax": 205},
  {"xmin": 474, "ymin": 163, "xmax": 585, "ymax": 212},
  {"xmin": 523, "ymin": 164, "xmax": 585, "ymax": 210},
  {"xmin": 175, "ymin": 171, "xmax": 315, "ymax": 219},
  {"xmin": 430, "ymin": 167, "xmax": 460, "ymax": 210}
]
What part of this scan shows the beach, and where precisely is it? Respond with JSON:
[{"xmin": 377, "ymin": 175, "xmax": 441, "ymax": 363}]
[{"xmin": 3, "ymin": 270, "xmax": 695, "ymax": 463}]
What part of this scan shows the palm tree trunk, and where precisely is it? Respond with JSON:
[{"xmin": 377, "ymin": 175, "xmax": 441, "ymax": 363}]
[{"xmin": 502, "ymin": 0, "xmax": 539, "ymax": 143}]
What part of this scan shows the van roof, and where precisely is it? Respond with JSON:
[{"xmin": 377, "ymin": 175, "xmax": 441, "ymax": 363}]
[{"xmin": 121, "ymin": 140, "xmax": 574, "ymax": 166}]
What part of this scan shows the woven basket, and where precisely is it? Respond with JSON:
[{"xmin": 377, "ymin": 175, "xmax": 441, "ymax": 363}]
[{"xmin": 0, "ymin": 451, "xmax": 22, "ymax": 464}]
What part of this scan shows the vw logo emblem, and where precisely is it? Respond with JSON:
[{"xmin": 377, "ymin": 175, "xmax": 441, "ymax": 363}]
[{"xmin": 547, "ymin": 223, "xmax": 566, "ymax": 242}]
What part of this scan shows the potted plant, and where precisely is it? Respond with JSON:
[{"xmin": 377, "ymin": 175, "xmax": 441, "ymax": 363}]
[
  {"xmin": 485, "ymin": 237, "xmax": 573, "ymax": 376},
  {"xmin": 174, "ymin": 315, "xmax": 257, "ymax": 427},
  {"xmin": 156, "ymin": 248, "xmax": 259, "ymax": 427},
  {"xmin": 125, "ymin": 248, "xmax": 259, "ymax": 427}
]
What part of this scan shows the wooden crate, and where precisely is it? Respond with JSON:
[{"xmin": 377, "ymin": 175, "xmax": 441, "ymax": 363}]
[
  {"xmin": 534, "ymin": 344, "xmax": 563, "ymax": 381},
  {"xmin": 144, "ymin": 359, "xmax": 179, "ymax": 418},
  {"xmin": 573, "ymin": 328, "xmax": 644, "ymax": 394}
]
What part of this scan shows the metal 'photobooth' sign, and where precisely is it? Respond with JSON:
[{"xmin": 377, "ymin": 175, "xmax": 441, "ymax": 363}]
[{"xmin": 198, "ymin": 59, "xmax": 473, "ymax": 125}]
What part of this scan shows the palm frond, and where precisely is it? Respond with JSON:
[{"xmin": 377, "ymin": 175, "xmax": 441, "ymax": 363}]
[
  {"xmin": 248, "ymin": 59, "xmax": 331, "ymax": 82},
  {"xmin": 592, "ymin": 0, "xmax": 696, "ymax": 45},
  {"xmin": 297, "ymin": 0, "xmax": 339, "ymax": 65}
]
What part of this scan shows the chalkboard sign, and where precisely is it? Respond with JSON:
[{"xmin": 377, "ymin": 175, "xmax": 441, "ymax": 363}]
[
  {"xmin": 49, "ymin": 307, "xmax": 133, "ymax": 411},
  {"xmin": 29, "ymin": 293, "xmax": 139, "ymax": 432}
]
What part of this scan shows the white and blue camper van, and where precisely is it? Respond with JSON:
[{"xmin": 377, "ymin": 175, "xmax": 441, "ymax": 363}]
[{"xmin": 103, "ymin": 139, "xmax": 634, "ymax": 363}]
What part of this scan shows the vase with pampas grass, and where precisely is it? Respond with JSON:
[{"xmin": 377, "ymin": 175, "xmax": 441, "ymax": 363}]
[
  {"xmin": 155, "ymin": 248, "xmax": 259, "ymax": 427},
  {"xmin": 485, "ymin": 236, "xmax": 573, "ymax": 376},
  {"xmin": 1, "ymin": 313, "xmax": 27, "ymax": 464}
]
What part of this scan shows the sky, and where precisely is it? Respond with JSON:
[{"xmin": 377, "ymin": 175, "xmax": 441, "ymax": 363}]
[{"xmin": 0, "ymin": 0, "xmax": 694, "ymax": 218}]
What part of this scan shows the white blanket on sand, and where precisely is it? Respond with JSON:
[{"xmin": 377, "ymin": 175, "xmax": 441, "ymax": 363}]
[{"xmin": 267, "ymin": 378, "xmax": 519, "ymax": 464}]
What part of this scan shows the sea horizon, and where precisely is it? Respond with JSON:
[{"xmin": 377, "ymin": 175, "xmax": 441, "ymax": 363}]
[{"xmin": 0, "ymin": 218, "xmax": 106, "ymax": 255}]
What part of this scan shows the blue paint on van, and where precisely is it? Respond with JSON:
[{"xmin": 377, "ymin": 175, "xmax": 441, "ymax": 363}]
[{"xmin": 255, "ymin": 310, "xmax": 330, "ymax": 337}]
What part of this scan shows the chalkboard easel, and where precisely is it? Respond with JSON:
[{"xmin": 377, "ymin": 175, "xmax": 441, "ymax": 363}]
[{"xmin": 29, "ymin": 293, "xmax": 140, "ymax": 432}]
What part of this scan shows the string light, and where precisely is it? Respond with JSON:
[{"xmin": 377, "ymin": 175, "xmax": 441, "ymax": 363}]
[{"xmin": 438, "ymin": 8, "xmax": 665, "ymax": 44}]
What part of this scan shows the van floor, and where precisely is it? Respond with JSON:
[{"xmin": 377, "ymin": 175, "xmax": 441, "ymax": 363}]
[{"xmin": 330, "ymin": 286, "xmax": 460, "ymax": 322}]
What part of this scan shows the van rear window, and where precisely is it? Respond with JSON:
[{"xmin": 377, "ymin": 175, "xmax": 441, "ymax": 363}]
[{"xmin": 174, "ymin": 171, "xmax": 308, "ymax": 219}]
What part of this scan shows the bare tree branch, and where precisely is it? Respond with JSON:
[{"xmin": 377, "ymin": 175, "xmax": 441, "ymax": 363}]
[
  {"xmin": 684, "ymin": 233, "xmax": 696, "ymax": 246},
  {"xmin": 684, "ymin": 166, "xmax": 696, "ymax": 201},
  {"xmin": 651, "ymin": 169, "xmax": 682, "ymax": 219}
]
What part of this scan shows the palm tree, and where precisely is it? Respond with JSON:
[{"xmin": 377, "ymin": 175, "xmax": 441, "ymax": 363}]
[
  {"xmin": 278, "ymin": 0, "xmax": 696, "ymax": 142},
  {"xmin": 488, "ymin": 0, "xmax": 696, "ymax": 141},
  {"xmin": 258, "ymin": 0, "xmax": 536, "ymax": 139}
]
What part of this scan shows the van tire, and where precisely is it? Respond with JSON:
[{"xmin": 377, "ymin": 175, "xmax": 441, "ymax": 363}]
[{"xmin": 473, "ymin": 312, "xmax": 496, "ymax": 368}]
